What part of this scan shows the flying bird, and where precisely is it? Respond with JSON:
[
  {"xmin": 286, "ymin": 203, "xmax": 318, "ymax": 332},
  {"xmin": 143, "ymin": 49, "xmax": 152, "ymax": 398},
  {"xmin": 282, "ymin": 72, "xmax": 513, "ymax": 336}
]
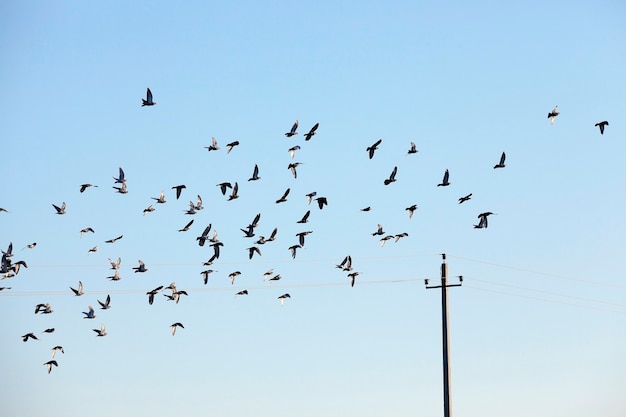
[
  {"xmin": 276, "ymin": 188, "xmax": 290, "ymax": 204},
  {"xmin": 205, "ymin": 137, "xmax": 220, "ymax": 151},
  {"xmin": 151, "ymin": 190, "xmax": 166, "ymax": 204},
  {"xmin": 288, "ymin": 162, "xmax": 302, "ymax": 179},
  {"xmin": 268, "ymin": 274, "xmax": 282, "ymax": 284},
  {"xmin": 405, "ymin": 205, "xmax": 418, "ymax": 219},
  {"xmin": 88, "ymin": 246, "xmax": 99, "ymax": 254},
  {"xmin": 227, "ymin": 182, "xmax": 239, "ymax": 200},
  {"xmin": 246, "ymin": 246, "xmax": 262, "ymax": 259},
  {"xmin": 297, "ymin": 210, "xmax": 311, "ymax": 224},
  {"xmin": 315, "ymin": 197, "xmax": 328, "ymax": 210},
  {"xmin": 360, "ymin": 207, "xmax": 371, "ymax": 212},
  {"xmin": 228, "ymin": 271, "xmax": 241, "ymax": 285},
  {"xmin": 336, "ymin": 255, "xmax": 352, "ymax": 271},
  {"xmin": 113, "ymin": 182, "xmax": 128, "ymax": 194},
  {"xmin": 348, "ymin": 272, "xmax": 360, "ymax": 287},
  {"xmin": 200, "ymin": 269, "xmax": 216, "ymax": 285},
  {"xmin": 548, "ymin": 105, "xmax": 559, "ymax": 125},
  {"xmin": 178, "ymin": 219, "xmax": 194, "ymax": 232},
  {"xmin": 366, "ymin": 139, "xmax": 382, "ymax": 159},
  {"xmin": 171, "ymin": 185, "xmax": 186, "ymax": 199},
  {"xmin": 22, "ymin": 242, "xmax": 37, "ymax": 250},
  {"xmin": 595, "ymin": 121, "xmax": 609, "ymax": 135},
  {"xmin": 52, "ymin": 202, "xmax": 66, "ymax": 215},
  {"xmin": 384, "ymin": 166, "xmax": 397, "ymax": 185},
  {"xmin": 474, "ymin": 212, "xmax": 495, "ymax": 229},
  {"xmin": 289, "ymin": 244, "xmax": 301, "ymax": 259},
  {"xmin": 380, "ymin": 235, "xmax": 394, "ymax": 247},
  {"xmin": 146, "ymin": 286, "xmax": 163, "ymax": 305},
  {"xmin": 296, "ymin": 231, "xmax": 313, "ymax": 247},
  {"xmin": 303, "ymin": 123, "xmax": 319, "ymax": 141},
  {"xmin": 372, "ymin": 224, "xmax": 384, "ymax": 236},
  {"xmin": 263, "ymin": 269, "xmax": 274, "ymax": 281},
  {"xmin": 142, "ymin": 88, "xmax": 156, "ymax": 106},
  {"xmin": 108, "ymin": 257, "xmax": 121, "ymax": 270},
  {"xmin": 97, "ymin": 294, "xmax": 111, "ymax": 310},
  {"xmin": 278, "ymin": 293, "xmax": 291, "ymax": 306},
  {"xmin": 42, "ymin": 328, "xmax": 55, "ymax": 334},
  {"xmin": 132, "ymin": 260, "xmax": 148, "ymax": 273},
  {"xmin": 93, "ymin": 323, "xmax": 107, "ymax": 337},
  {"xmin": 44, "ymin": 360, "xmax": 58, "ymax": 374},
  {"xmin": 493, "ymin": 152, "xmax": 506, "ymax": 169},
  {"xmin": 217, "ymin": 182, "xmax": 232, "ymax": 196},
  {"xmin": 79, "ymin": 227, "xmax": 95, "ymax": 236},
  {"xmin": 248, "ymin": 164, "xmax": 261, "ymax": 181},
  {"xmin": 285, "ymin": 120, "xmax": 299, "ymax": 137},
  {"xmin": 51, "ymin": 346, "xmax": 64, "ymax": 358},
  {"xmin": 22, "ymin": 332, "xmax": 39, "ymax": 342},
  {"xmin": 194, "ymin": 195, "xmax": 204, "ymax": 211},
  {"xmin": 306, "ymin": 192, "xmax": 317, "ymax": 205},
  {"xmin": 34, "ymin": 303, "xmax": 52, "ymax": 314},
  {"xmin": 143, "ymin": 205, "xmax": 155, "ymax": 215},
  {"xmin": 394, "ymin": 232, "xmax": 409, "ymax": 242},
  {"xmin": 82, "ymin": 305, "xmax": 96, "ymax": 319},
  {"xmin": 70, "ymin": 281, "xmax": 84, "ymax": 296},
  {"xmin": 288, "ymin": 145, "xmax": 301, "ymax": 159},
  {"xmin": 458, "ymin": 193, "xmax": 472, "ymax": 204},
  {"xmin": 226, "ymin": 141, "xmax": 240, "ymax": 153},
  {"xmin": 79, "ymin": 184, "xmax": 98, "ymax": 193},
  {"xmin": 437, "ymin": 169, "xmax": 450, "ymax": 187},
  {"xmin": 235, "ymin": 290, "xmax": 249, "ymax": 296},
  {"xmin": 171, "ymin": 322, "xmax": 184, "ymax": 336},
  {"xmin": 407, "ymin": 142, "xmax": 418, "ymax": 155},
  {"xmin": 113, "ymin": 167, "xmax": 126, "ymax": 183}
]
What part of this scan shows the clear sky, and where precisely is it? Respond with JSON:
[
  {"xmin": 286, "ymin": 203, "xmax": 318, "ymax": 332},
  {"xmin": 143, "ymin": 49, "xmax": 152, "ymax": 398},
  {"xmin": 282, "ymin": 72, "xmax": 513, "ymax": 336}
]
[{"xmin": 1, "ymin": 1, "xmax": 625, "ymax": 416}]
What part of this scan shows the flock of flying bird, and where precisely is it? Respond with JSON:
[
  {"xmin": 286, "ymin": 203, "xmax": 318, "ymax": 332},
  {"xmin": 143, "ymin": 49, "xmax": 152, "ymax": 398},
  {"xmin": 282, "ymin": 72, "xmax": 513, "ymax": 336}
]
[{"xmin": 1, "ymin": 91, "xmax": 610, "ymax": 374}]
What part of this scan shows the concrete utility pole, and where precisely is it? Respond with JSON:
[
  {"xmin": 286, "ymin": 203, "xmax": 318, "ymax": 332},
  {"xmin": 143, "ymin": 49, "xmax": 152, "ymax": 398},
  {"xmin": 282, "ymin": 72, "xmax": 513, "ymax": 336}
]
[{"xmin": 425, "ymin": 254, "xmax": 462, "ymax": 417}]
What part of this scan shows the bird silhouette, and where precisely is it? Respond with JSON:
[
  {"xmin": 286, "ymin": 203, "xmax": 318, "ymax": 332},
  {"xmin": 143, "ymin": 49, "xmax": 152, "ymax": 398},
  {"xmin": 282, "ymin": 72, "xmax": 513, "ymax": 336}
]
[
  {"xmin": 44, "ymin": 360, "xmax": 58, "ymax": 374},
  {"xmin": 51, "ymin": 346, "xmax": 64, "ymax": 358},
  {"xmin": 93, "ymin": 323, "xmax": 107, "ymax": 337},
  {"xmin": 548, "ymin": 105, "xmax": 559, "ymax": 125},
  {"xmin": 70, "ymin": 281, "xmax": 83, "ymax": 296},
  {"xmin": 278, "ymin": 293, "xmax": 291, "ymax": 306},
  {"xmin": 304, "ymin": 123, "xmax": 319, "ymax": 141},
  {"xmin": 595, "ymin": 121, "xmax": 608, "ymax": 135},
  {"xmin": 336, "ymin": 255, "xmax": 352, "ymax": 271},
  {"xmin": 288, "ymin": 145, "xmax": 301, "ymax": 159},
  {"xmin": 151, "ymin": 190, "xmax": 166, "ymax": 204},
  {"xmin": 226, "ymin": 141, "xmax": 240, "ymax": 153},
  {"xmin": 79, "ymin": 183, "xmax": 98, "ymax": 193},
  {"xmin": 229, "ymin": 271, "xmax": 241, "ymax": 285},
  {"xmin": 289, "ymin": 244, "xmax": 301, "ymax": 259},
  {"xmin": 296, "ymin": 231, "xmax": 313, "ymax": 247},
  {"xmin": 228, "ymin": 182, "xmax": 239, "ymax": 200},
  {"xmin": 143, "ymin": 205, "xmax": 155, "ymax": 215},
  {"xmin": 217, "ymin": 182, "xmax": 232, "ymax": 196},
  {"xmin": 52, "ymin": 202, "xmax": 66, "ymax": 215},
  {"xmin": 171, "ymin": 322, "xmax": 184, "ymax": 336},
  {"xmin": 142, "ymin": 88, "xmax": 156, "ymax": 106},
  {"xmin": 22, "ymin": 332, "xmax": 39, "ymax": 342},
  {"xmin": 248, "ymin": 164, "xmax": 261, "ymax": 181},
  {"xmin": 79, "ymin": 227, "xmax": 95, "ymax": 236},
  {"xmin": 458, "ymin": 193, "xmax": 472, "ymax": 204},
  {"xmin": 348, "ymin": 272, "xmax": 360, "ymax": 287},
  {"xmin": 315, "ymin": 197, "xmax": 328, "ymax": 210},
  {"xmin": 493, "ymin": 152, "xmax": 506, "ymax": 169},
  {"xmin": 437, "ymin": 169, "xmax": 450, "ymax": 186},
  {"xmin": 205, "ymin": 137, "xmax": 220, "ymax": 151},
  {"xmin": 178, "ymin": 219, "xmax": 194, "ymax": 232},
  {"xmin": 384, "ymin": 166, "xmax": 397, "ymax": 185},
  {"xmin": 132, "ymin": 260, "xmax": 148, "ymax": 273},
  {"xmin": 113, "ymin": 167, "xmax": 126, "ymax": 183},
  {"xmin": 82, "ymin": 305, "xmax": 96, "ymax": 319},
  {"xmin": 297, "ymin": 210, "xmax": 311, "ymax": 224},
  {"xmin": 197, "ymin": 225, "xmax": 212, "ymax": 246},
  {"xmin": 288, "ymin": 162, "xmax": 302, "ymax": 179},
  {"xmin": 246, "ymin": 246, "xmax": 261, "ymax": 259},
  {"xmin": 285, "ymin": 120, "xmax": 299, "ymax": 137},
  {"xmin": 146, "ymin": 286, "xmax": 163, "ymax": 305},
  {"xmin": 405, "ymin": 205, "xmax": 418, "ymax": 219},
  {"xmin": 171, "ymin": 185, "xmax": 186, "ymax": 199},
  {"xmin": 366, "ymin": 139, "xmax": 382, "ymax": 159},
  {"xmin": 113, "ymin": 182, "xmax": 128, "ymax": 194},
  {"xmin": 276, "ymin": 188, "xmax": 290, "ymax": 203},
  {"xmin": 97, "ymin": 294, "xmax": 111, "ymax": 310},
  {"xmin": 372, "ymin": 224, "xmax": 384, "ymax": 236},
  {"xmin": 407, "ymin": 142, "xmax": 418, "ymax": 155}
]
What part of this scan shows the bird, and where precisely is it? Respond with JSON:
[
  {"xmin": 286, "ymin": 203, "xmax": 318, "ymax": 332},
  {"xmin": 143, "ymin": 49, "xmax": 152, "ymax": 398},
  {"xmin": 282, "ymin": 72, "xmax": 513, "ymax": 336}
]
[
  {"xmin": 88, "ymin": 246, "xmax": 99, "ymax": 254},
  {"xmin": 217, "ymin": 182, "xmax": 232, "ymax": 196},
  {"xmin": 142, "ymin": 88, "xmax": 156, "ymax": 106},
  {"xmin": 458, "ymin": 193, "xmax": 472, "ymax": 204},
  {"xmin": 97, "ymin": 294, "xmax": 111, "ymax": 310},
  {"xmin": 296, "ymin": 231, "xmax": 313, "ymax": 247},
  {"xmin": 266, "ymin": 227, "xmax": 278, "ymax": 242},
  {"xmin": 44, "ymin": 360, "xmax": 58, "ymax": 374},
  {"xmin": 171, "ymin": 322, "xmax": 184, "ymax": 336},
  {"xmin": 249, "ymin": 213, "xmax": 261, "ymax": 228},
  {"xmin": 205, "ymin": 137, "xmax": 220, "ymax": 151},
  {"xmin": 226, "ymin": 141, "xmax": 240, "ymax": 153},
  {"xmin": 548, "ymin": 105, "xmax": 559, "ymax": 125},
  {"xmin": 285, "ymin": 120, "xmax": 299, "ymax": 137},
  {"xmin": 227, "ymin": 182, "xmax": 239, "ymax": 200},
  {"xmin": 200, "ymin": 269, "xmax": 216, "ymax": 285},
  {"xmin": 178, "ymin": 219, "xmax": 194, "ymax": 232},
  {"xmin": 51, "ymin": 346, "xmax": 64, "ymax": 358},
  {"xmin": 113, "ymin": 182, "xmax": 128, "ymax": 194},
  {"xmin": 289, "ymin": 244, "xmax": 301, "ymax": 259},
  {"xmin": 246, "ymin": 246, "xmax": 261, "ymax": 259},
  {"xmin": 394, "ymin": 232, "xmax": 409, "ymax": 242},
  {"xmin": 278, "ymin": 293, "xmax": 291, "ymax": 306},
  {"xmin": 229, "ymin": 271, "xmax": 241, "ymax": 285},
  {"xmin": 315, "ymin": 197, "xmax": 328, "ymax": 210},
  {"xmin": 113, "ymin": 167, "xmax": 126, "ymax": 183},
  {"xmin": 437, "ymin": 169, "xmax": 450, "ymax": 186},
  {"xmin": 384, "ymin": 166, "xmax": 397, "ymax": 185},
  {"xmin": 474, "ymin": 212, "xmax": 495, "ymax": 229},
  {"xmin": 366, "ymin": 139, "xmax": 382, "ymax": 159},
  {"xmin": 108, "ymin": 257, "xmax": 121, "ymax": 270},
  {"xmin": 288, "ymin": 162, "xmax": 302, "ymax": 179},
  {"xmin": 336, "ymin": 255, "xmax": 352, "ymax": 271},
  {"xmin": 0, "ymin": 208, "xmax": 8, "ymax": 213},
  {"xmin": 405, "ymin": 205, "xmax": 418, "ymax": 219},
  {"xmin": 146, "ymin": 286, "xmax": 163, "ymax": 305},
  {"xmin": 93, "ymin": 323, "xmax": 107, "ymax": 337},
  {"xmin": 360, "ymin": 207, "xmax": 371, "ymax": 212},
  {"xmin": 263, "ymin": 269, "xmax": 274, "ymax": 281},
  {"xmin": 348, "ymin": 272, "xmax": 360, "ymax": 287},
  {"xmin": 276, "ymin": 188, "xmax": 290, "ymax": 203},
  {"xmin": 171, "ymin": 185, "xmax": 186, "ymax": 199},
  {"xmin": 289, "ymin": 145, "xmax": 301, "ymax": 159},
  {"xmin": 151, "ymin": 190, "xmax": 166, "ymax": 204},
  {"xmin": 132, "ymin": 260, "xmax": 148, "ymax": 273},
  {"xmin": 106, "ymin": 270, "xmax": 121, "ymax": 281},
  {"xmin": 210, "ymin": 242, "xmax": 224, "ymax": 259},
  {"xmin": 297, "ymin": 210, "xmax": 311, "ymax": 224},
  {"xmin": 22, "ymin": 332, "xmax": 39, "ymax": 342},
  {"xmin": 79, "ymin": 227, "xmax": 95, "ymax": 236},
  {"xmin": 42, "ymin": 328, "xmax": 55, "ymax": 334},
  {"xmin": 304, "ymin": 192, "xmax": 318, "ymax": 205},
  {"xmin": 79, "ymin": 183, "xmax": 98, "ymax": 193},
  {"xmin": 194, "ymin": 195, "xmax": 204, "ymax": 211},
  {"xmin": 241, "ymin": 225, "xmax": 255, "ymax": 238},
  {"xmin": 70, "ymin": 281, "xmax": 83, "ymax": 296},
  {"xmin": 372, "ymin": 224, "xmax": 384, "ymax": 236},
  {"xmin": 52, "ymin": 202, "xmax": 66, "ymax": 215},
  {"xmin": 235, "ymin": 290, "xmax": 249, "ymax": 296},
  {"xmin": 268, "ymin": 274, "xmax": 282, "ymax": 284},
  {"xmin": 494, "ymin": 152, "xmax": 506, "ymax": 169},
  {"xmin": 248, "ymin": 164, "xmax": 261, "ymax": 181},
  {"xmin": 380, "ymin": 235, "xmax": 394, "ymax": 247},
  {"xmin": 143, "ymin": 205, "xmax": 155, "ymax": 215},
  {"xmin": 35, "ymin": 303, "xmax": 53, "ymax": 314},
  {"xmin": 82, "ymin": 305, "xmax": 96, "ymax": 319},
  {"xmin": 595, "ymin": 121, "xmax": 609, "ymax": 135},
  {"xmin": 304, "ymin": 122, "xmax": 319, "ymax": 141},
  {"xmin": 407, "ymin": 142, "xmax": 418, "ymax": 155},
  {"xmin": 22, "ymin": 242, "xmax": 36, "ymax": 250}
]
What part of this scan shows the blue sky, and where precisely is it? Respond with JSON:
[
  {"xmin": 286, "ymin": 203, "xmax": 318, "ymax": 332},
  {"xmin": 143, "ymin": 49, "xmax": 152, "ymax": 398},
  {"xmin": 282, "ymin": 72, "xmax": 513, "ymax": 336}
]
[{"xmin": 1, "ymin": 1, "xmax": 625, "ymax": 416}]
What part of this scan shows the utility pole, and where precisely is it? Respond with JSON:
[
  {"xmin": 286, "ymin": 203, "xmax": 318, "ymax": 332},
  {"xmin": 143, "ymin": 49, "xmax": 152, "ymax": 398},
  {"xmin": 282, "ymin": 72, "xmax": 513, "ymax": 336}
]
[{"xmin": 425, "ymin": 253, "xmax": 462, "ymax": 417}]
